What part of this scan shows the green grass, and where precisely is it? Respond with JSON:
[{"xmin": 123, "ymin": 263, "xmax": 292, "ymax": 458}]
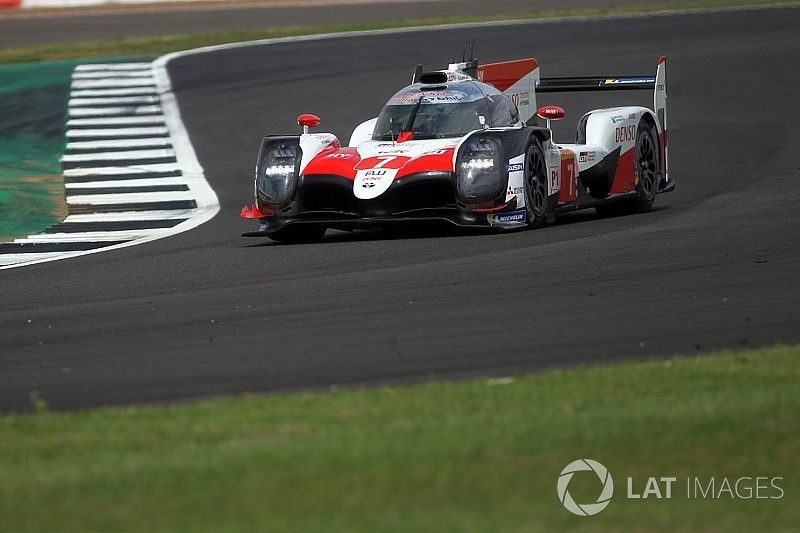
[
  {"xmin": 0, "ymin": 345, "xmax": 797, "ymax": 531},
  {"xmin": 0, "ymin": 0, "xmax": 793, "ymax": 64},
  {"xmin": 0, "ymin": 60, "xmax": 76, "ymax": 241}
]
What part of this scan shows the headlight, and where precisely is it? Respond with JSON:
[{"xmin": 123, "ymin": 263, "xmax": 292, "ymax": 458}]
[
  {"xmin": 256, "ymin": 138, "xmax": 302, "ymax": 205},
  {"xmin": 456, "ymin": 137, "xmax": 502, "ymax": 200}
]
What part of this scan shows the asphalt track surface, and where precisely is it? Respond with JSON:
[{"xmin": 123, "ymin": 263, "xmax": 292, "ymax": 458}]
[
  {"xmin": 2, "ymin": 6, "xmax": 799, "ymax": 411},
  {"xmin": 1, "ymin": 0, "xmax": 695, "ymax": 46}
]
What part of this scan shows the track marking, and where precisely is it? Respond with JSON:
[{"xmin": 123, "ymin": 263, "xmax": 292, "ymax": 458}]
[
  {"xmin": 1, "ymin": 61, "xmax": 219, "ymax": 269},
  {"xmin": 71, "ymin": 87, "xmax": 159, "ymax": 97},
  {"xmin": 67, "ymin": 116, "xmax": 166, "ymax": 128},
  {"xmin": 66, "ymin": 137, "xmax": 173, "ymax": 152},
  {"xmin": 66, "ymin": 126, "xmax": 170, "ymax": 140},
  {"xmin": 69, "ymin": 96, "xmax": 161, "ymax": 107},
  {"xmin": 74, "ymin": 63, "xmax": 153, "ymax": 71},
  {"xmin": 65, "ymin": 178, "xmax": 185, "ymax": 189},
  {"xmin": 71, "ymin": 70, "xmax": 155, "ymax": 80},
  {"xmin": 68, "ymin": 105, "xmax": 162, "ymax": 118},
  {"xmin": 71, "ymin": 78, "xmax": 156, "ymax": 89},
  {"xmin": 63, "ymin": 210, "xmax": 197, "ymax": 222},
  {"xmin": 0, "ymin": 252, "xmax": 71, "ymax": 266},
  {"xmin": 23, "ymin": 230, "xmax": 175, "ymax": 242},
  {"xmin": 66, "ymin": 191, "xmax": 195, "ymax": 205}
]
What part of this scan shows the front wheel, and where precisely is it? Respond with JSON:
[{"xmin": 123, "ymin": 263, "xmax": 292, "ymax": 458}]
[
  {"xmin": 267, "ymin": 224, "xmax": 326, "ymax": 244},
  {"xmin": 524, "ymin": 140, "xmax": 548, "ymax": 228}
]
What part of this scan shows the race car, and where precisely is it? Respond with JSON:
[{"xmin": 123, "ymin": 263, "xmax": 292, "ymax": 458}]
[{"xmin": 241, "ymin": 54, "xmax": 672, "ymax": 243}]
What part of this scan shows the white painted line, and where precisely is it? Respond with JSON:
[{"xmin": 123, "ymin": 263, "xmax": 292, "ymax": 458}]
[
  {"xmin": 67, "ymin": 116, "xmax": 165, "ymax": 127},
  {"xmin": 66, "ymin": 177, "xmax": 186, "ymax": 189},
  {"xmin": 72, "ymin": 70, "xmax": 154, "ymax": 80},
  {"xmin": 71, "ymin": 88, "xmax": 158, "ymax": 97},
  {"xmin": 66, "ymin": 127, "xmax": 170, "ymax": 140},
  {"xmin": 154, "ymin": 57, "xmax": 218, "ymax": 212},
  {"xmin": 61, "ymin": 150, "xmax": 175, "ymax": 167},
  {"xmin": 24, "ymin": 230, "xmax": 167, "ymax": 242},
  {"xmin": 71, "ymin": 78, "xmax": 155, "ymax": 89},
  {"xmin": 69, "ymin": 96, "xmax": 160, "ymax": 107},
  {"xmin": 62, "ymin": 148, "xmax": 176, "ymax": 165},
  {"xmin": 74, "ymin": 63, "xmax": 153, "ymax": 71},
  {"xmin": 0, "ymin": 252, "xmax": 70, "ymax": 267},
  {"xmin": 64, "ymin": 210, "xmax": 196, "ymax": 223},
  {"xmin": 66, "ymin": 138, "xmax": 172, "ymax": 152},
  {"xmin": 63, "ymin": 163, "xmax": 182, "ymax": 179},
  {"xmin": 66, "ymin": 191, "xmax": 195, "ymax": 205},
  {"xmin": 69, "ymin": 105, "xmax": 162, "ymax": 118}
]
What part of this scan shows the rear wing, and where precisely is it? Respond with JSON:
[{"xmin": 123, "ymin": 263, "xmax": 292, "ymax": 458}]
[
  {"xmin": 537, "ymin": 56, "xmax": 669, "ymax": 189},
  {"xmin": 536, "ymin": 56, "xmax": 667, "ymax": 131}
]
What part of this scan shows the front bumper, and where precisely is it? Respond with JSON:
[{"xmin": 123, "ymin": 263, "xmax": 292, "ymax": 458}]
[{"xmin": 244, "ymin": 171, "xmax": 524, "ymax": 235}]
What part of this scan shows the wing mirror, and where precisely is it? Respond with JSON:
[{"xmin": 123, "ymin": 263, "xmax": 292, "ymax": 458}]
[
  {"xmin": 536, "ymin": 105, "xmax": 566, "ymax": 129},
  {"xmin": 298, "ymin": 114, "xmax": 321, "ymax": 134}
]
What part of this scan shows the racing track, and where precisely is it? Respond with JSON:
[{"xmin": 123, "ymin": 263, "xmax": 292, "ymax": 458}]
[{"xmin": 1, "ymin": 6, "xmax": 799, "ymax": 411}]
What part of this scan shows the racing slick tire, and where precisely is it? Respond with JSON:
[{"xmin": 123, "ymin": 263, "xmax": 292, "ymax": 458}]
[
  {"xmin": 596, "ymin": 118, "xmax": 659, "ymax": 216},
  {"xmin": 267, "ymin": 224, "xmax": 327, "ymax": 244},
  {"xmin": 524, "ymin": 139, "xmax": 549, "ymax": 228}
]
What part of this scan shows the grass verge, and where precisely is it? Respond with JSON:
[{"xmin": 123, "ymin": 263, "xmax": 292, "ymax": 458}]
[
  {"xmin": 0, "ymin": 61, "xmax": 75, "ymax": 241},
  {"xmin": 0, "ymin": 0, "xmax": 793, "ymax": 64},
  {"xmin": 0, "ymin": 345, "xmax": 797, "ymax": 531}
]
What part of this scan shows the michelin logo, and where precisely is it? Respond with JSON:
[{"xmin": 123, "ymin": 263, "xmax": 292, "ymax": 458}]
[{"xmin": 488, "ymin": 210, "xmax": 527, "ymax": 225}]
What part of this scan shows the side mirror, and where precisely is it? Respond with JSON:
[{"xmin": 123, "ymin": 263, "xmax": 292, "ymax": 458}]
[
  {"xmin": 298, "ymin": 113, "xmax": 321, "ymax": 134},
  {"xmin": 536, "ymin": 105, "xmax": 566, "ymax": 129}
]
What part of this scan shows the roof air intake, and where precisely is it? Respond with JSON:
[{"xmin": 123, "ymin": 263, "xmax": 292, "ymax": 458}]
[{"xmin": 418, "ymin": 72, "xmax": 448, "ymax": 85}]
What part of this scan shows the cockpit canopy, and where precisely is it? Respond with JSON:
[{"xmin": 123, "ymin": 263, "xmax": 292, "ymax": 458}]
[{"xmin": 372, "ymin": 80, "xmax": 519, "ymax": 141}]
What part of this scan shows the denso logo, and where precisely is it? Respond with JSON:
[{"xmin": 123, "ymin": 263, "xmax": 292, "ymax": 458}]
[{"xmin": 615, "ymin": 125, "xmax": 636, "ymax": 143}]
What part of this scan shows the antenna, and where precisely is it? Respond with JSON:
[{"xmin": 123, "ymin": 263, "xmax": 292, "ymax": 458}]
[
  {"xmin": 412, "ymin": 64, "xmax": 423, "ymax": 83},
  {"xmin": 462, "ymin": 43, "xmax": 467, "ymax": 62},
  {"xmin": 461, "ymin": 39, "xmax": 478, "ymax": 78}
]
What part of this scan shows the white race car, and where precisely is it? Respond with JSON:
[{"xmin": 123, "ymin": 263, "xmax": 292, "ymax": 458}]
[{"xmin": 242, "ymin": 54, "xmax": 672, "ymax": 242}]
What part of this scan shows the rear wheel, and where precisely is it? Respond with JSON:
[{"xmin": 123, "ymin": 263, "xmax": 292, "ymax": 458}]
[
  {"xmin": 524, "ymin": 140, "xmax": 548, "ymax": 228},
  {"xmin": 631, "ymin": 118, "xmax": 659, "ymax": 212},
  {"xmin": 596, "ymin": 118, "xmax": 659, "ymax": 216},
  {"xmin": 267, "ymin": 224, "xmax": 326, "ymax": 244}
]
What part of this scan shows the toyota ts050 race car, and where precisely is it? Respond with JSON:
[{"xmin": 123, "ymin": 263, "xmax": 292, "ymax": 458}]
[{"xmin": 241, "ymin": 54, "xmax": 673, "ymax": 243}]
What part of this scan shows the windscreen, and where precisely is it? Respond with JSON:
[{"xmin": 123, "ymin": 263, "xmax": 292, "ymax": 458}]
[{"xmin": 372, "ymin": 90, "xmax": 484, "ymax": 141}]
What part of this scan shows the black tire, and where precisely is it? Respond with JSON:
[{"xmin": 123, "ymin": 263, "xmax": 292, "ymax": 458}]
[
  {"xmin": 631, "ymin": 118, "xmax": 659, "ymax": 212},
  {"xmin": 524, "ymin": 140, "xmax": 548, "ymax": 228},
  {"xmin": 596, "ymin": 118, "xmax": 659, "ymax": 216},
  {"xmin": 267, "ymin": 224, "xmax": 326, "ymax": 244}
]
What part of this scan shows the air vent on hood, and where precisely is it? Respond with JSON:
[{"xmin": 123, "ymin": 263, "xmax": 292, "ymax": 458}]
[{"xmin": 418, "ymin": 72, "xmax": 449, "ymax": 85}]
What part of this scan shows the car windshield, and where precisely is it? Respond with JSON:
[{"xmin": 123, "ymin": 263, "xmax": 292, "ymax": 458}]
[{"xmin": 372, "ymin": 96, "xmax": 484, "ymax": 141}]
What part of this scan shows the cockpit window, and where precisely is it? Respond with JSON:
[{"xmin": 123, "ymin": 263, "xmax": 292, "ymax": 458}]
[
  {"xmin": 486, "ymin": 94, "xmax": 516, "ymax": 128},
  {"xmin": 372, "ymin": 84, "xmax": 490, "ymax": 141}
]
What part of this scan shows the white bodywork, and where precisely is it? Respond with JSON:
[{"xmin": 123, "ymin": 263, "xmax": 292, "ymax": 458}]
[{"xmin": 286, "ymin": 56, "xmax": 668, "ymax": 222}]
